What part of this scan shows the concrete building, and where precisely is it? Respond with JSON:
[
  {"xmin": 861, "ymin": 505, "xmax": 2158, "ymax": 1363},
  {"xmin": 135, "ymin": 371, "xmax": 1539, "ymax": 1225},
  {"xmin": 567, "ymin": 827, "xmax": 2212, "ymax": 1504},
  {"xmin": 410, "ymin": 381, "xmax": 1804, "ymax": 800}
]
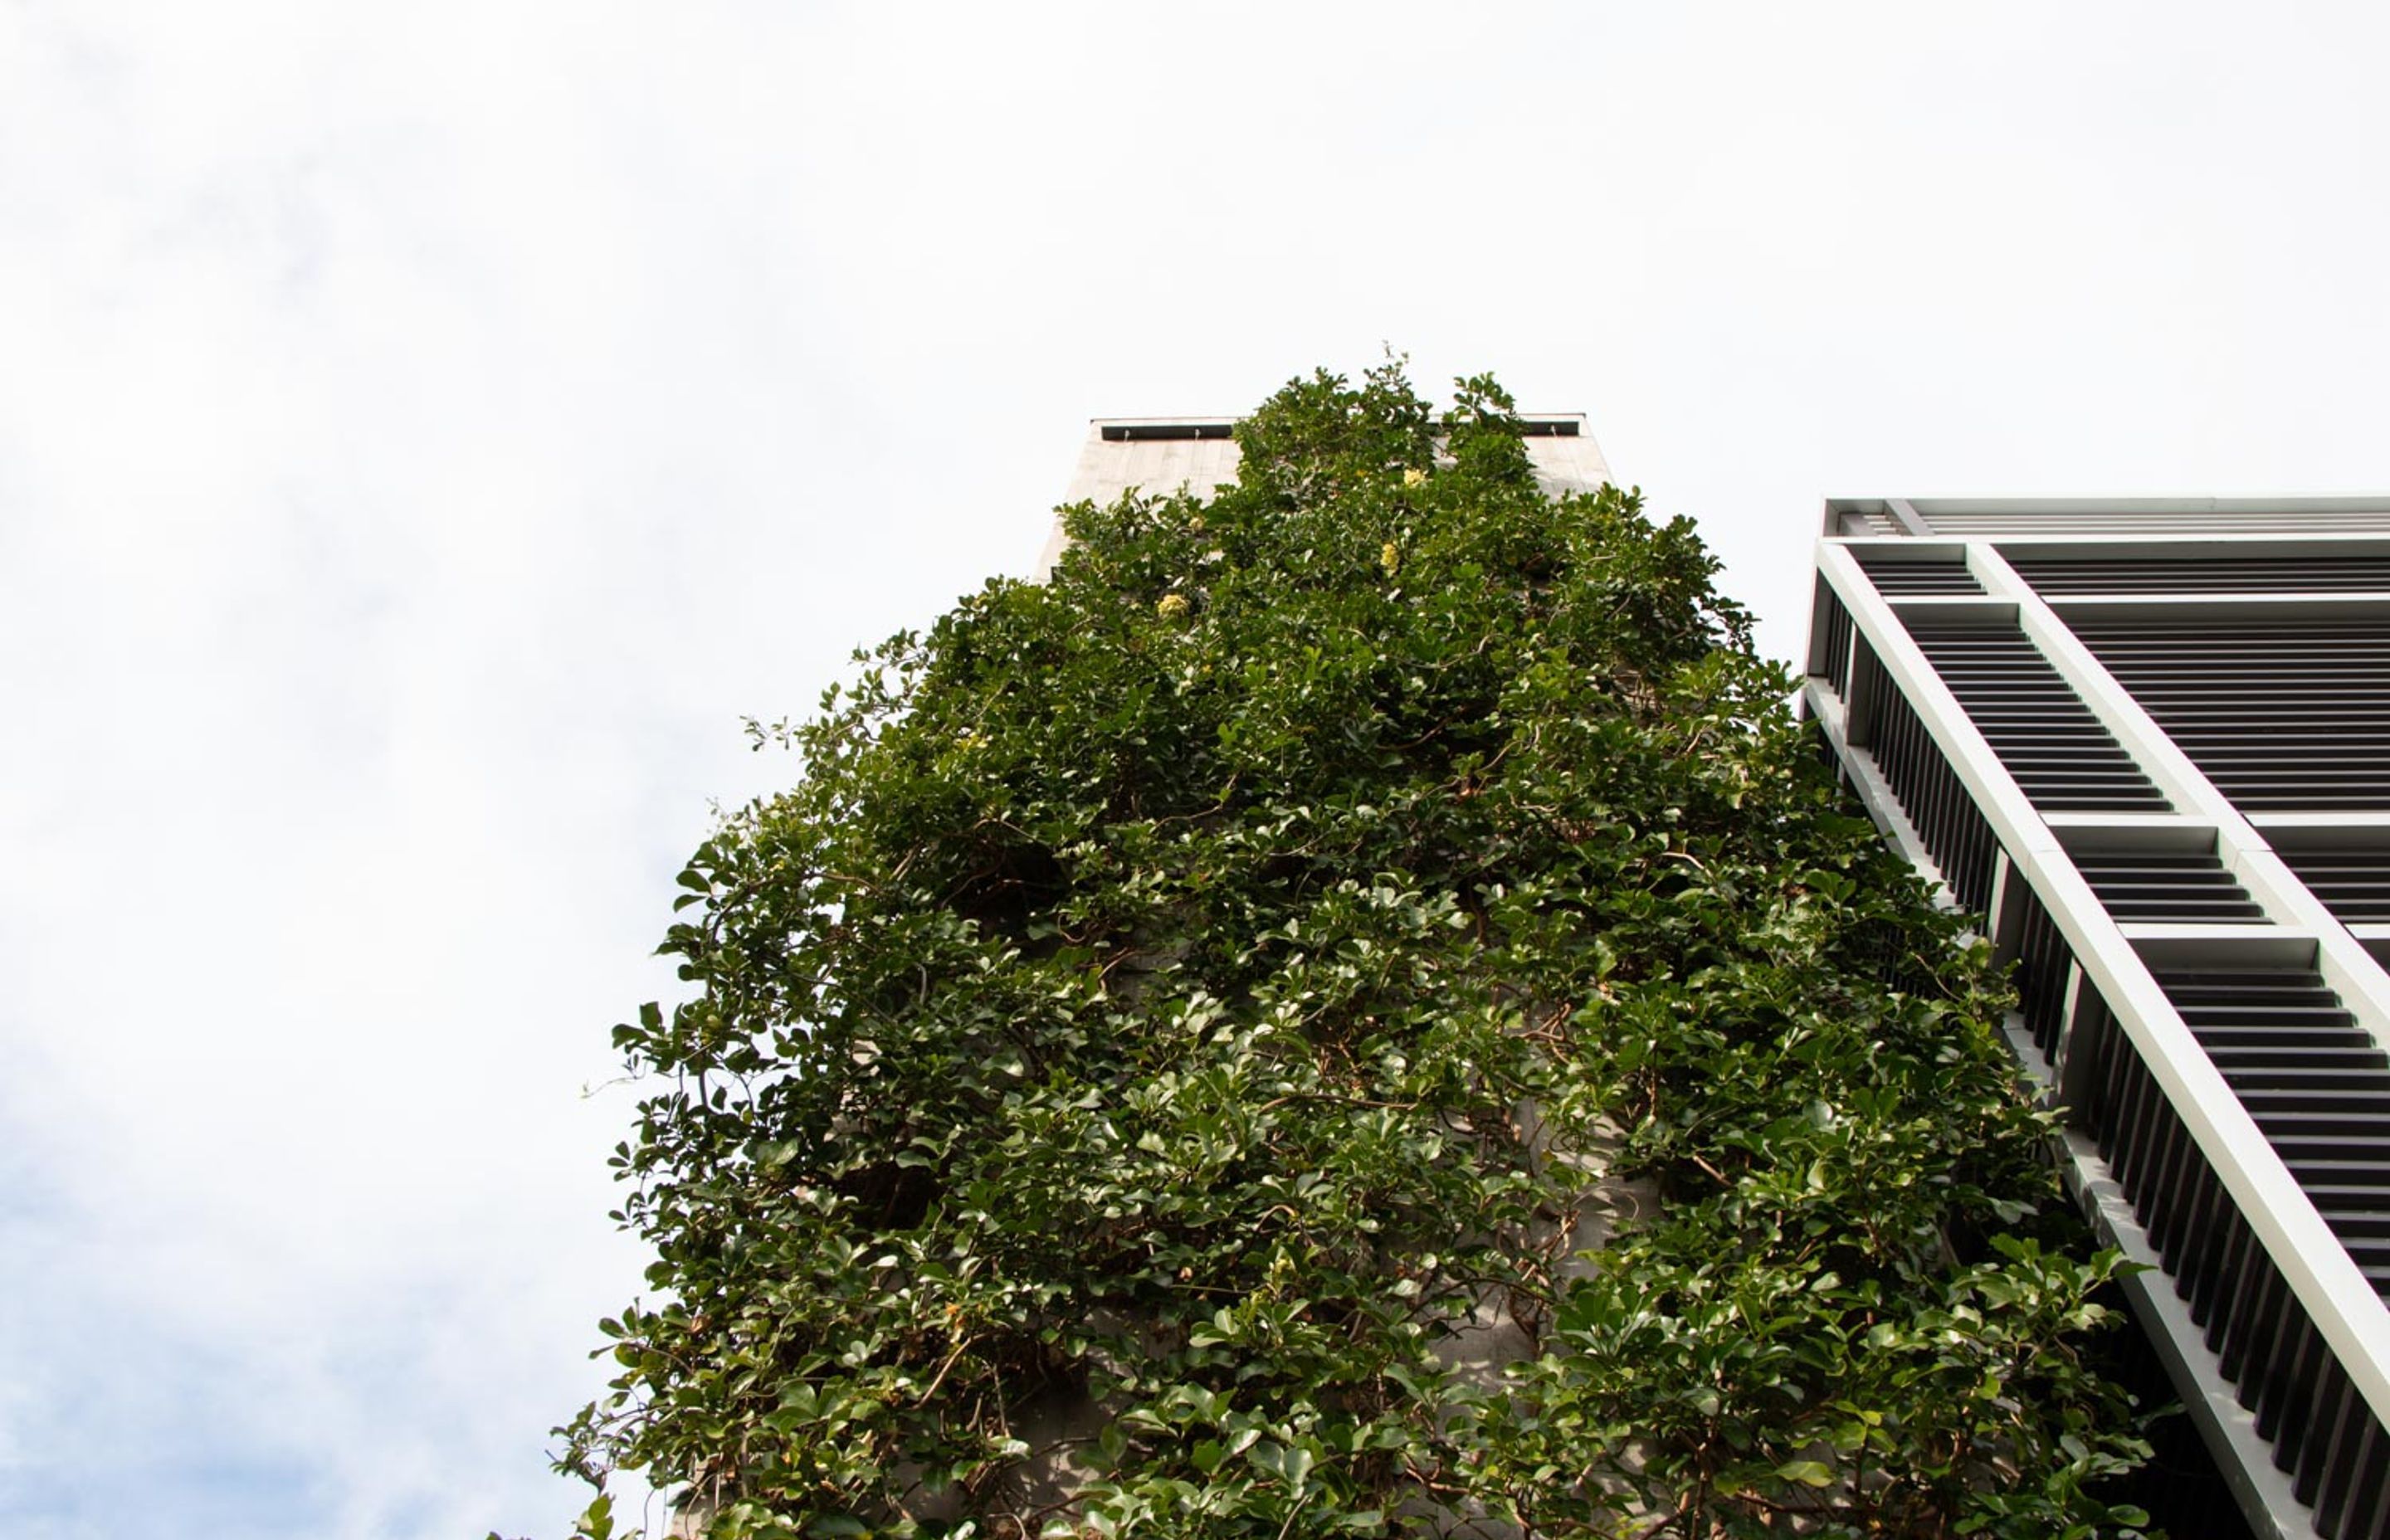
[{"xmin": 1803, "ymin": 500, "xmax": 2390, "ymax": 1540}]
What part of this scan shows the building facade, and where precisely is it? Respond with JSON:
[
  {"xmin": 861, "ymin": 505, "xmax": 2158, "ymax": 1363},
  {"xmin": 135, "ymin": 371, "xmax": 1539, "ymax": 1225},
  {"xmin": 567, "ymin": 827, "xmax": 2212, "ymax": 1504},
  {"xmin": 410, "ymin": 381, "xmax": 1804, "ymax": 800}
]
[{"xmin": 1803, "ymin": 500, "xmax": 2390, "ymax": 1540}]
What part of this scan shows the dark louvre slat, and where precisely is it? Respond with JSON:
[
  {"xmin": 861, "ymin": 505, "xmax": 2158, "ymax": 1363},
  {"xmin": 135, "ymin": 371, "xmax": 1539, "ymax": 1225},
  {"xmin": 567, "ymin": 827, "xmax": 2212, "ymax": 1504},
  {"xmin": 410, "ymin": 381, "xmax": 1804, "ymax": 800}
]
[
  {"xmin": 2012, "ymin": 880, "xmax": 2072, "ymax": 1060},
  {"xmin": 2008, "ymin": 553, "xmax": 2390, "ymax": 594},
  {"xmin": 1815, "ymin": 581, "xmax": 1854, "ymax": 699},
  {"xmin": 1907, "ymin": 624, "xmax": 2169, "ymax": 811},
  {"xmin": 2073, "ymin": 848, "xmax": 2266, "ymax": 924},
  {"xmin": 1856, "ymin": 554, "xmax": 1985, "ymax": 595},
  {"xmin": 2280, "ymin": 847, "xmax": 2390, "ymax": 924},
  {"xmin": 2071, "ymin": 615, "xmax": 2390, "ymax": 812}
]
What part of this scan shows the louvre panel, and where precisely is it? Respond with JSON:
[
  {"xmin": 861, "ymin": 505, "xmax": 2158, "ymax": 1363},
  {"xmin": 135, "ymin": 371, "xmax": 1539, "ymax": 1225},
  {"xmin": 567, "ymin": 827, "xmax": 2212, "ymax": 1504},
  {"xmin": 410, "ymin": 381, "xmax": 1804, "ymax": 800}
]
[
  {"xmin": 1856, "ymin": 556, "xmax": 1984, "ymax": 595},
  {"xmin": 2078, "ymin": 968, "xmax": 2390, "ymax": 1537},
  {"xmin": 2150, "ymin": 968, "xmax": 2390, "ymax": 1297},
  {"xmin": 1848, "ymin": 643, "xmax": 1998, "ymax": 910},
  {"xmin": 2277, "ymin": 848, "xmax": 2390, "ymax": 925},
  {"xmin": 2074, "ymin": 848, "xmax": 2266, "ymax": 924},
  {"xmin": 2008, "ymin": 553, "xmax": 2390, "ymax": 595},
  {"xmin": 1906, "ymin": 624, "xmax": 2170, "ymax": 811},
  {"xmin": 2069, "ymin": 615, "xmax": 2390, "ymax": 811}
]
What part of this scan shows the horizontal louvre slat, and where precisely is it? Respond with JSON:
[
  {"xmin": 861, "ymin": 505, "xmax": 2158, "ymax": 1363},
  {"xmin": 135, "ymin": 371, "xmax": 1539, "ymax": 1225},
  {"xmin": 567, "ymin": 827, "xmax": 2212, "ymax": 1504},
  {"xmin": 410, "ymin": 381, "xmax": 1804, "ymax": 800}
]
[
  {"xmin": 1925, "ymin": 509, "xmax": 2390, "ymax": 536},
  {"xmin": 2279, "ymin": 849, "xmax": 2390, "ymax": 925},
  {"xmin": 2074, "ymin": 849, "xmax": 2266, "ymax": 924},
  {"xmin": 2009, "ymin": 554, "xmax": 2390, "ymax": 595},
  {"xmin": 1856, "ymin": 553, "xmax": 1984, "ymax": 596},
  {"xmin": 1908, "ymin": 624, "xmax": 2168, "ymax": 811},
  {"xmin": 2069, "ymin": 615, "xmax": 2390, "ymax": 811}
]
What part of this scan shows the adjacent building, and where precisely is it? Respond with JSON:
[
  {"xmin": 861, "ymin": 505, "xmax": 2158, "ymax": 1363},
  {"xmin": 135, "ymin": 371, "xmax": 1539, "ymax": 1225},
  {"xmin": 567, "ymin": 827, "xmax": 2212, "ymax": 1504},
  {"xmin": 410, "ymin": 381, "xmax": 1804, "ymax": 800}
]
[{"xmin": 1804, "ymin": 499, "xmax": 2390, "ymax": 1540}]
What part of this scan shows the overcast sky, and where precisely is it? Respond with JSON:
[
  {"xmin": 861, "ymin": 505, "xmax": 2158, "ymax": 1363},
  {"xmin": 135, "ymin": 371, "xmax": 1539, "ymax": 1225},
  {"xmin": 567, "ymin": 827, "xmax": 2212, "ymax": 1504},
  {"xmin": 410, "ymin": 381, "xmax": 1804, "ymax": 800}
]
[{"xmin": 4, "ymin": 3, "xmax": 2388, "ymax": 1535}]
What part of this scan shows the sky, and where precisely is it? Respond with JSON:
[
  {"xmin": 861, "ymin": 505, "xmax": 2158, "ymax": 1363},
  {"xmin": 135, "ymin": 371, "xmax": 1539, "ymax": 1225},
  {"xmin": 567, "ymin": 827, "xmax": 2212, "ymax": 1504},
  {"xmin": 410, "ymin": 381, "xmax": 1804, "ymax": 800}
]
[{"xmin": 2, "ymin": 2, "xmax": 2388, "ymax": 1535}]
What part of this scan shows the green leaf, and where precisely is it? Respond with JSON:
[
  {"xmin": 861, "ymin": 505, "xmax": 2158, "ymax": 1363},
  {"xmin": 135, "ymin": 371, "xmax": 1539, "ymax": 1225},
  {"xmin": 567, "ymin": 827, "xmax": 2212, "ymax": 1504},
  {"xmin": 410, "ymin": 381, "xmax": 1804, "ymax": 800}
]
[{"xmin": 573, "ymin": 1494, "xmax": 614, "ymax": 1540}]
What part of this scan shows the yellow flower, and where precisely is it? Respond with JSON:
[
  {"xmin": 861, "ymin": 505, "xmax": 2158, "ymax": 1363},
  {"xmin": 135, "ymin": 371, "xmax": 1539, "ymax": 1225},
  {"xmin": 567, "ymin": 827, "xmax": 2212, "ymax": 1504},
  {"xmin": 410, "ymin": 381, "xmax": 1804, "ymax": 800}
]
[
  {"xmin": 1380, "ymin": 541, "xmax": 1401, "ymax": 577},
  {"xmin": 1156, "ymin": 593, "xmax": 1189, "ymax": 619},
  {"xmin": 1402, "ymin": 467, "xmax": 1427, "ymax": 487}
]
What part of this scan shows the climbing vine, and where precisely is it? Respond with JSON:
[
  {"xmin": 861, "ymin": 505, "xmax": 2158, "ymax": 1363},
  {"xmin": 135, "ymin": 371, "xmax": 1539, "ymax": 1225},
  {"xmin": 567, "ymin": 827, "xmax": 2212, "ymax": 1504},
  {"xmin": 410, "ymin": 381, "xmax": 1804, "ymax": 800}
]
[{"xmin": 559, "ymin": 363, "xmax": 2153, "ymax": 1538}]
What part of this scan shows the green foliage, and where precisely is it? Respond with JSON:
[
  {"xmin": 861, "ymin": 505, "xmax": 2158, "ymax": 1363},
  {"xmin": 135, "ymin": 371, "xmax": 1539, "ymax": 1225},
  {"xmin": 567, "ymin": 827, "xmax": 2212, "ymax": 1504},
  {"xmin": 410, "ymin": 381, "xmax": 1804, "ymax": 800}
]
[{"xmin": 559, "ymin": 363, "xmax": 2153, "ymax": 1538}]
